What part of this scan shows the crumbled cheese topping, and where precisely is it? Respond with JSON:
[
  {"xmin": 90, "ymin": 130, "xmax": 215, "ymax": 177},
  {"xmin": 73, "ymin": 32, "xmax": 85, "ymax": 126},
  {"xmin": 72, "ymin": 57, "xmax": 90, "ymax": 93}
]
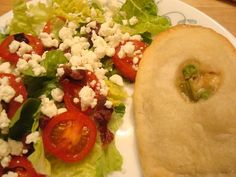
[
  {"xmin": 2, "ymin": 171, "xmax": 18, "ymax": 177},
  {"xmin": 41, "ymin": 96, "xmax": 58, "ymax": 118},
  {"xmin": 129, "ymin": 16, "xmax": 139, "ymax": 26},
  {"xmin": 51, "ymin": 88, "xmax": 64, "ymax": 102},
  {"xmin": 25, "ymin": 131, "xmax": 40, "ymax": 144},
  {"xmin": 14, "ymin": 94, "xmax": 24, "ymax": 103},
  {"xmin": 0, "ymin": 62, "xmax": 12, "ymax": 74},
  {"xmin": 109, "ymin": 74, "xmax": 124, "ymax": 86},
  {"xmin": 0, "ymin": 109, "xmax": 10, "ymax": 134},
  {"xmin": 79, "ymin": 86, "xmax": 97, "ymax": 111},
  {"xmin": 0, "ymin": 77, "xmax": 16, "ymax": 103},
  {"xmin": 39, "ymin": 32, "xmax": 59, "ymax": 48}
]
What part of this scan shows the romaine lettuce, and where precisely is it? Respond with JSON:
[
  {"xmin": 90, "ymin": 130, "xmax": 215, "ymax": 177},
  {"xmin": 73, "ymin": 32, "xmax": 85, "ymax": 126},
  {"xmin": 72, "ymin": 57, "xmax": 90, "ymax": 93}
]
[
  {"xmin": 114, "ymin": 0, "xmax": 171, "ymax": 36},
  {"xmin": 8, "ymin": 0, "xmax": 104, "ymax": 35},
  {"xmin": 9, "ymin": 0, "xmax": 53, "ymax": 35},
  {"xmin": 28, "ymin": 138, "xmax": 52, "ymax": 176}
]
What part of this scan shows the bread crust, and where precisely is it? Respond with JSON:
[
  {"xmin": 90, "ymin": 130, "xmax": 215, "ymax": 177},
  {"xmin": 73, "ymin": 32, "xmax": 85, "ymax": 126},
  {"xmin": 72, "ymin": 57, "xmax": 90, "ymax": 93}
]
[{"xmin": 134, "ymin": 25, "xmax": 236, "ymax": 177}]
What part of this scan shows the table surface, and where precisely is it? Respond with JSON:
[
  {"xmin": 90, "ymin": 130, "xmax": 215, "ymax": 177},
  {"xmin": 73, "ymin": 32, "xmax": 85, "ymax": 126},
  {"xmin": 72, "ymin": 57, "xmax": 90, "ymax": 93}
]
[{"xmin": 0, "ymin": 0, "xmax": 236, "ymax": 37}]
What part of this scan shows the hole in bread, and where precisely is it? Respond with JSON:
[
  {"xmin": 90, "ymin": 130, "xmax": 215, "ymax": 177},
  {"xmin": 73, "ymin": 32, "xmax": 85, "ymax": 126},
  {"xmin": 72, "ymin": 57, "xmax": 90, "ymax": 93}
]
[{"xmin": 177, "ymin": 59, "xmax": 221, "ymax": 102}]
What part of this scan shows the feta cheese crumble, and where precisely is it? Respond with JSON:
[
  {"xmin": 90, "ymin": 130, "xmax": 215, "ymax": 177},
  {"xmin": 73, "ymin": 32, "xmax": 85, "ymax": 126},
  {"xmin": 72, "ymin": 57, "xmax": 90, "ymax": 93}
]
[
  {"xmin": 41, "ymin": 96, "xmax": 58, "ymax": 118},
  {"xmin": 25, "ymin": 131, "xmax": 40, "ymax": 144},
  {"xmin": 109, "ymin": 74, "xmax": 124, "ymax": 86},
  {"xmin": 79, "ymin": 86, "xmax": 97, "ymax": 111},
  {"xmin": 51, "ymin": 88, "xmax": 64, "ymax": 102},
  {"xmin": 0, "ymin": 77, "xmax": 16, "ymax": 103}
]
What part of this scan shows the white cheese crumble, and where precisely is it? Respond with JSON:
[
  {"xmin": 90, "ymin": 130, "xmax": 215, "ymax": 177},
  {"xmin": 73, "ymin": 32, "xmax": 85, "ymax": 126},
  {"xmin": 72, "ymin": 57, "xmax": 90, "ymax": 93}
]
[
  {"xmin": 25, "ymin": 131, "xmax": 40, "ymax": 144},
  {"xmin": 2, "ymin": 171, "xmax": 18, "ymax": 177},
  {"xmin": 59, "ymin": 27, "xmax": 74, "ymax": 41},
  {"xmin": 79, "ymin": 86, "xmax": 97, "ymax": 111},
  {"xmin": 0, "ymin": 110, "xmax": 10, "ymax": 134},
  {"xmin": 9, "ymin": 40, "xmax": 20, "ymax": 54},
  {"xmin": 105, "ymin": 100, "xmax": 113, "ymax": 109},
  {"xmin": 8, "ymin": 139, "xmax": 23, "ymax": 156},
  {"xmin": 41, "ymin": 97, "xmax": 58, "ymax": 118},
  {"xmin": 1, "ymin": 155, "xmax": 11, "ymax": 168},
  {"xmin": 118, "ymin": 41, "xmax": 135, "ymax": 58},
  {"xmin": 14, "ymin": 94, "xmax": 24, "ymax": 103},
  {"xmin": 0, "ymin": 62, "xmax": 12, "ymax": 74},
  {"xmin": 16, "ymin": 42, "xmax": 33, "ymax": 57},
  {"xmin": 0, "ymin": 77, "xmax": 16, "ymax": 103},
  {"xmin": 129, "ymin": 16, "xmax": 139, "ymax": 26},
  {"xmin": 109, "ymin": 74, "xmax": 124, "ymax": 86},
  {"xmin": 56, "ymin": 67, "xmax": 65, "ymax": 77},
  {"xmin": 57, "ymin": 107, "xmax": 67, "ymax": 114},
  {"xmin": 0, "ymin": 139, "xmax": 10, "ymax": 159},
  {"xmin": 39, "ymin": 32, "xmax": 59, "ymax": 48},
  {"xmin": 51, "ymin": 88, "xmax": 64, "ymax": 102}
]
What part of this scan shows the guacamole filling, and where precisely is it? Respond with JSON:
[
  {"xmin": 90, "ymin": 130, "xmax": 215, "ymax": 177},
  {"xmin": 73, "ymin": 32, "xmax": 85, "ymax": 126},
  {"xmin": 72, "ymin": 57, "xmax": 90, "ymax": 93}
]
[{"xmin": 178, "ymin": 63, "xmax": 220, "ymax": 102}]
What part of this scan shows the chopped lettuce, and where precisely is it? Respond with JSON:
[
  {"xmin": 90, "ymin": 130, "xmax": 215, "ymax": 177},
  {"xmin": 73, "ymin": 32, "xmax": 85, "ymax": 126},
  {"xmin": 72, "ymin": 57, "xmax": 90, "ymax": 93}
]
[
  {"xmin": 9, "ymin": 98, "xmax": 41, "ymax": 140},
  {"xmin": 41, "ymin": 50, "xmax": 68, "ymax": 78},
  {"xmin": 28, "ymin": 138, "xmax": 52, "ymax": 176},
  {"xmin": 106, "ymin": 80, "xmax": 128, "ymax": 105},
  {"xmin": 9, "ymin": 0, "xmax": 53, "ymax": 35},
  {"xmin": 53, "ymin": 0, "xmax": 104, "ymax": 23},
  {"xmin": 8, "ymin": 0, "xmax": 104, "ymax": 35},
  {"xmin": 47, "ymin": 141, "xmax": 122, "ymax": 177},
  {"xmin": 114, "ymin": 0, "xmax": 170, "ymax": 36}
]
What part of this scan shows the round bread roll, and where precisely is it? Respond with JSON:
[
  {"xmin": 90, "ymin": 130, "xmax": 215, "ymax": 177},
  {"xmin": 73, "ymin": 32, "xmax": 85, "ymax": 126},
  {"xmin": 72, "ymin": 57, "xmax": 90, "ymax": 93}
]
[{"xmin": 134, "ymin": 25, "xmax": 236, "ymax": 177}]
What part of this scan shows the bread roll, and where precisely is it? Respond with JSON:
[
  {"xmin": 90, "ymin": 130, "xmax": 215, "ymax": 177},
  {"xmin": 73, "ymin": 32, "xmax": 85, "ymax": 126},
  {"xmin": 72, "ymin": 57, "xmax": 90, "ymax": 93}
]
[{"xmin": 134, "ymin": 25, "xmax": 236, "ymax": 177}]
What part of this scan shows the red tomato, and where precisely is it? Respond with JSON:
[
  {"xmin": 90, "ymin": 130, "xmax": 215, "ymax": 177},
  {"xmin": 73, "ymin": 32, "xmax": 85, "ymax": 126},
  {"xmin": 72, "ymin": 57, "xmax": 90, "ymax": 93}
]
[
  {"xmin": 61, "ymin": 70, "xmax": 99, "ymax": 112},
  {"xmin": 42, "ymin": 110, "xmax": 97, "ymax": 163},
  {"xmin": 43, "ymin": 17, "xmax": 66, "ymax": 34},
  {"xmin": 112, "ymin": 40, "xmax": 147, "ymax": 82},
  {"xmin": 0, "ymin": 34, "xmax": 44, "ymax": 64},
  {"xmin": 0, "ymin": 73, "xmax": 27, "ymax": 118},
  {"xmin": 6, "ymin": 156, "xmax": 44, "ymax": 177}
]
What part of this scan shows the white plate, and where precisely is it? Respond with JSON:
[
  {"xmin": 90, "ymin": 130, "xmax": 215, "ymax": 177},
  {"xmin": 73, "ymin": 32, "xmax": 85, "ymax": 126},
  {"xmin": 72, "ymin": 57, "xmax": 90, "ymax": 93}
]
[{"xmin": 0, "ymin": 0, "xmax": 235, "ymax": 177}]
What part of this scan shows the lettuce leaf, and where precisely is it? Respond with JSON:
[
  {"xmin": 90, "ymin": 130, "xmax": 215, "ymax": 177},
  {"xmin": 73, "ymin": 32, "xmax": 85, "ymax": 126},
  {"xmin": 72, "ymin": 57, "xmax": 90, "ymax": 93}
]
[
  {"xmin": 53, "ymin": 0, "xmax": 104, "ymax": 23},
  {"xmin": 9, "ymin": 0, "xmax": 53, "ymax": 35},
  {"xmin": 28, "ymin": 138, "xmax": 52, "ymax": 176},
  {"xmin": 114, "ymin": 0, "xmax": 170, "ymax": 36},
  {"xmin": 106, "ymin": 80, "xmax": 128, "ymax": 105},
  {"xmin": 8, "ymin": 0, "xmax": 104, "ymax": 35},
  {"xmin": 47, "ymin": 140, "xmax": 122, "ymax": 177},
  {"xmin": 9, "ymin": 98, "xmax": 41, "ymax": 140},
  {"xmin": 41, "ymin": 50, "xmax": 68, "ymax": 78}
]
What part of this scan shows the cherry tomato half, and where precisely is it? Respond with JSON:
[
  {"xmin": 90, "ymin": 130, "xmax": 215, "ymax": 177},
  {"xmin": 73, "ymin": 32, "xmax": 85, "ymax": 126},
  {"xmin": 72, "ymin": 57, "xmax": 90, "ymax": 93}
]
[
  {"xmin": 0, "ymin": 73, "xmax": 27, "ymax": 118},
  {"xmin": 42, "ymin": 110, "xmax": 97, "ymax": 163},
  {"xmin": 61, "ymin": 70, "xmax": 99, "ymax": 113},
  {"xmin": 6, "ymin": 156, "xmax": 44, "ymax": 177},
  {"xmin": 0, "ymin": 34, "xmax": 44, "ymax": 64},
  {"xmin": 112, "ymin": 40, "xmax": 147, "ymax": 82}
]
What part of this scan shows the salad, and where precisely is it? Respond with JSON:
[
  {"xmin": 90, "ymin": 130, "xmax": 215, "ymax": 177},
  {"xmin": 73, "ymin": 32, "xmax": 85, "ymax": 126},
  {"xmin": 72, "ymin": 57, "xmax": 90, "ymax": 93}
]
[{"xmin": 0, "ymin": 0, "xmax": 170, "ymax": 176}]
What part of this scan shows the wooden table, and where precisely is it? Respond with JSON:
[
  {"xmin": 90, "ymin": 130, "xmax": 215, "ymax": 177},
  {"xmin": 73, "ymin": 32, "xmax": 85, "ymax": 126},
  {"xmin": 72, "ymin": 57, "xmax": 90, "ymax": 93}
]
[{"xmin": 0, "ymin": 0, "xmax": 236, "ymax": 36}]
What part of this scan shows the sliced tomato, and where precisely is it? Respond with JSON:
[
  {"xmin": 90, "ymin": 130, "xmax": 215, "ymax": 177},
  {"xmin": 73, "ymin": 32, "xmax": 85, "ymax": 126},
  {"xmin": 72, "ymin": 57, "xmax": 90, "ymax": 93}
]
[
  {"xmin": 42, "ymin": 110, "xmax": 97, "ymax": 163},
  {"xmin": 43, "ymin": 17, "xmax": 66, "ymax": 34},
  {"xmin": 112, "ymin": 40, "xmax": 147, "ymax": 82},
  {"xmin": 0, "ymin": 34, "xmax": 44, "ymax": 64},
  {"xmin": 6, "ymin": 156, "xmax": 44, "ymax": 177},
  {"xmin": 0, "ymin": 73, "xmax": 27, "ymax": 118},
  {"xmin": 61, "ymin": 70, "xmax": 100, "ymax": 112}
]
